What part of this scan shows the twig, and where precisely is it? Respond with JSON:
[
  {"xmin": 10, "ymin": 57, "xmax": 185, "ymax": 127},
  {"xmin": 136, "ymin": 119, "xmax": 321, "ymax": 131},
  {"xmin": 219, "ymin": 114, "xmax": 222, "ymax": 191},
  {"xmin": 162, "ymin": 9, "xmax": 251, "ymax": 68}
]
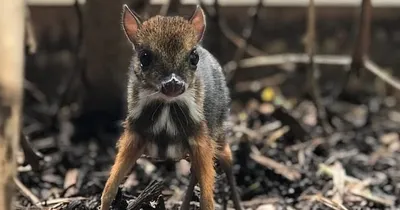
[
  {"xmin": 333, "ymin": 0, "xmax": 372, "ymax": 99},
  {"xmin": 265, "ymin": 125, "xmax": 289, "ymax": 146},
  {"xmin": 364, "ymin": 59, "xmax": 400, "ymax": 90},
  {"xmin": 130, "ymin": 0, "xmax": 151, "ymax": 19},
  {"xmin": 305, "ymin": 0, "xmax": 332, "ymax": 134},
  {"xmin": 20, "ymin": 132, "xmax": 44, "ymax": 172},
  {"xmin": 38, "ymin": 197, "xmax": 87, "ymax": 206},
  {"xmin": 160, "ymin": 0, "xmax": 181, "ymax": 16},
  {"xmin": 224, "ymin": 0, "xmax": 263, "ymax": 82},
  {"xmin": 14, "ymin": 177, "xmax": 41, "ymax": 207},
  {"xmin": 219, "ymin": 21, "xmax": 265, "ymax": 57},
  {"xmin": 250, "ymin": 146, "xmax": 301, "ymax": 181},
  {"xmin": 159, "ymin": 0, "xmax": 171, "ymax": 16},
  {"xmin": 232, "ymin": 125, "xmax": 262, "ymax": 140},
  {"xmin": 200, "ymin": 0, "xmax": 265, "ymax": 57},
  {"xmin": 271, "ymin": 106, "xmax": 308, "ymax": 141},
  {"xmin": 24, "ymin": 79, "xmax": 48, "ymax": 105},
  {"xmin": 240, "ymin": 197, "xmax": 280, "ymax": 208},
  {"xmin": 234, "ymin": 74, "xmax": 287, "ymax": 93},
  {"xmin": 331, "ymin": 162, "xmax": 346, "ymax": 205},
  {"xmin": 225, "ymin": 53, "xmax": 400, "ymax": 93},
  {"xmin": 51, "ymin": 0, "xmax": 85, "ymax": 120},
  {"xmin": 127, "ymin": 180, "xmax": 164, "ymax": 210},
  {"xmin": 63, "ymin": 168, "xmax": 79, "ymax": 197},
  {"xmin": 350, "ymin": 188, "xmax": 395, "ymax": 206},
  {"xmin": 227, "ymin": 53, "xmax": 349, "ymax": 70},
  {"xmin": 301, "ymin": 193, "xmax": 349, "ymax": 210},
  {"xmin": 317, "ymin": 164, "xmax": 360, "ymax": 183},
  {"xmin": 350, "ymin": 0, "xmax": 372, "ymax": 78},
  {"xmin": 317, "ymin": 163, "xmax": 396, "ymax": 206}
]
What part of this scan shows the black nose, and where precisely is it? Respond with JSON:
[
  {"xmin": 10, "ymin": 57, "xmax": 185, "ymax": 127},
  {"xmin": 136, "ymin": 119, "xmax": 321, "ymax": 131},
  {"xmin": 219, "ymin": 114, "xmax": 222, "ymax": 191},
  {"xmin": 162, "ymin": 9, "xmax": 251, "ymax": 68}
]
[{"xmin": 161, "ymin": 74, "xmax": 185, "ymax": 97}]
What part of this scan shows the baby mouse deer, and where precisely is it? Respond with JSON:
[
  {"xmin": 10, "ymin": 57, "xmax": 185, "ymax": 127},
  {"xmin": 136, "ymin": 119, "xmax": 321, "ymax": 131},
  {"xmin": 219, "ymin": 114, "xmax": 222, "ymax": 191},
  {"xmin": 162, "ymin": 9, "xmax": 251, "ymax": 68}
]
[{"xmin": 100, "ymin": 4, "xmax": 243, "ymax": 210}]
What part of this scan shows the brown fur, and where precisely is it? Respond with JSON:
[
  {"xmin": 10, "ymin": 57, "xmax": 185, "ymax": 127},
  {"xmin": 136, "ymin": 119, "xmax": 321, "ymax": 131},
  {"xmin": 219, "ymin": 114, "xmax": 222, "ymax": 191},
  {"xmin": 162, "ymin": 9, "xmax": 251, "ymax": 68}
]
[
  {"xmin": 127, "ymin": 14, "xmax": 201, "ymax": 92},
  {"xmin": 136, "ymin": 16, "xmax": 198, "ymax": 54},
  {"xmin": 217, "ymin": 143, "xmax": 243, "ymax": 210},
  {"xmin": 100, "ymin": 127, "xmax": 146, "ymax": 210},
  {"xmin": 190, "ymin": 122, "xmax": 217, "ymax": 210}
]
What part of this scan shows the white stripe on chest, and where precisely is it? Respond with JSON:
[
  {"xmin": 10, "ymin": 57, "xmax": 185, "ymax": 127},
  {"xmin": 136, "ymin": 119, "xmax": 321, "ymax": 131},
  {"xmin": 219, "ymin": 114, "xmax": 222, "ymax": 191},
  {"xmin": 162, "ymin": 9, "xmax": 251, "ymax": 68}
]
[{"xmin": 152, "ymin": 106, "xmax": 178, "ymax": 136}]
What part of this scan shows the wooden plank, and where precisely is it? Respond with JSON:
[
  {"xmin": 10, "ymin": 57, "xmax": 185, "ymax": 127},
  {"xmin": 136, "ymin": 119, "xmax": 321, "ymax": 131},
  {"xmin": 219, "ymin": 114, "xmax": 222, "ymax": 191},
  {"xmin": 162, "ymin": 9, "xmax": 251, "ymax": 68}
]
[{"xmin": 27, "ymin": 0, "xmax": 400, "ymax": 7}]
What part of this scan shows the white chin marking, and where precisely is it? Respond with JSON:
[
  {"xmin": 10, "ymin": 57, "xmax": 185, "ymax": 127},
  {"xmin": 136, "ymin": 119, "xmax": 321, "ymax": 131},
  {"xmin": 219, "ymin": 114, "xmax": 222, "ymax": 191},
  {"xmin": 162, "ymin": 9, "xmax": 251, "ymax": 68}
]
[{"xmin": 132, "ymin": 88, "xmax": 203, "ymax": 123}]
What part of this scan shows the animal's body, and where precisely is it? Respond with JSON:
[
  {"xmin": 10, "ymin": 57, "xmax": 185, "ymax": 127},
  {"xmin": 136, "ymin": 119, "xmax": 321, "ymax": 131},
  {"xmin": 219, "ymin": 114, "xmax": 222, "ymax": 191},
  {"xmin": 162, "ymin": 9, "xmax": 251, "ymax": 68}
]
[
  {"xmin": 100, "ymin": 5, "xmax": 243, "ymax": 210},
  {"xmin": 127, "ymin": 46, "xmax": 229, "ymax": 161}
]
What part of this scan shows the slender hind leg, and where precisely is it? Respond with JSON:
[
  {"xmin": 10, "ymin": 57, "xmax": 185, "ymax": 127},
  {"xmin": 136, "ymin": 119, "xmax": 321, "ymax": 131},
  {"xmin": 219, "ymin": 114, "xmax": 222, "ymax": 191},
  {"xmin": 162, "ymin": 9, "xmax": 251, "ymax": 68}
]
[
  {"xmin": 181, "ymin": 172, "xmax": 198, "ymax": 210},
  {"xmin": 189, "ymin": 129, "xmax": 216, "ymax": 210},
  {"xmin": 217, "ymin": 143, "xmax": 244, "ymax": 210}
]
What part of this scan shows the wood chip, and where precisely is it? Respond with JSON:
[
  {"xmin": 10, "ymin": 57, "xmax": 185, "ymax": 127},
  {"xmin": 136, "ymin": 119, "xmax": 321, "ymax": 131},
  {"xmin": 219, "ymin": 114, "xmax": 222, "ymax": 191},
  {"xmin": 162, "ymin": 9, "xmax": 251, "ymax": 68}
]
[{"xmin": 250, "ymin": 146, "xmax": 301, "ymax": 181}]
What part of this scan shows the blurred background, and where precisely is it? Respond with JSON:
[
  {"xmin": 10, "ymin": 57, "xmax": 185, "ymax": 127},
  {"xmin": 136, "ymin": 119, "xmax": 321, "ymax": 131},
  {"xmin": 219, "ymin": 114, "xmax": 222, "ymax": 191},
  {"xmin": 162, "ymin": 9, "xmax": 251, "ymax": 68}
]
[{"xmin": 10, "ymin": 0, "xmax": 400, "ymax": 209}]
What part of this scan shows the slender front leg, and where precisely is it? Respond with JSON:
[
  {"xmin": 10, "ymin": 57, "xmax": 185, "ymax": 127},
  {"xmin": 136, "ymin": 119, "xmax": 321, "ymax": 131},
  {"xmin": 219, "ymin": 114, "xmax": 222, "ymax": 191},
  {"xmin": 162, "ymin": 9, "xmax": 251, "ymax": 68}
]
[
  {"xmin": 217, "ymin": 143, "xmax": 244, "ymax": 210},
  {"xmin": 100, "ymin": 129, "xmax": 145, "ymax": 210},
  {"xmin": 181, "ymin": 172, "xmax": 198, "ymax": 210},
  {"xmin": 190, "ymin": 130, "xmax": 216, "ymax": 210}
]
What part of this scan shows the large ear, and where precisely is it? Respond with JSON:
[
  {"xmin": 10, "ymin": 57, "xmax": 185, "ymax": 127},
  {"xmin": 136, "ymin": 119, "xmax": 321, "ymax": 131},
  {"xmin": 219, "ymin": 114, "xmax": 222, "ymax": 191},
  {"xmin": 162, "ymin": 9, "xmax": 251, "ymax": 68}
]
[
  {"xmin": 122, "ymin": 4, "xmax": 142, "ymax": 44},
  {"xmin": 189, "ymin": 5, "xmax": 206, "ymax": 42}
]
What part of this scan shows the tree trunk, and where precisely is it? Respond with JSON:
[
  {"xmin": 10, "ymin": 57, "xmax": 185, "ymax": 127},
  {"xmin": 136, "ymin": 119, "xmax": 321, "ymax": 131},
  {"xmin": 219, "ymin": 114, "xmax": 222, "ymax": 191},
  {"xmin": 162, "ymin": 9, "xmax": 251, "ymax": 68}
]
[
  {"xmin": 82, "ymin": 0, "xmax": 131, "ymax": 116},
  {"xmin": 0, "ymin": 0, "xmax": 25, "ymax": 209}
]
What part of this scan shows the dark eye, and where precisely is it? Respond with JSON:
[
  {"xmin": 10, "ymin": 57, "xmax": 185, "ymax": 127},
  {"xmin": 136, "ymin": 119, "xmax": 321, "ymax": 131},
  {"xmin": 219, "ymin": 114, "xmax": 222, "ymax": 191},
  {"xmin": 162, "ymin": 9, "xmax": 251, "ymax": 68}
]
[
  {"xmin": 139, "ymin": 50, "xmax": 152, "ymax": 68},
  {"xmin": 189, "ymin": 49, "xmax": 199, "ymax": 68}
]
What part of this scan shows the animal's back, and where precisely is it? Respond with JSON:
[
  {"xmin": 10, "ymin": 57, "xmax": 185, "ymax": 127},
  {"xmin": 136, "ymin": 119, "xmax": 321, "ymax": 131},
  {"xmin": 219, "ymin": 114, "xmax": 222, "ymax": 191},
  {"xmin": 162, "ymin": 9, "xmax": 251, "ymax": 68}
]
[{"xmin": 196, "ymin": 46, "xmax": 230, "ymax": 140}]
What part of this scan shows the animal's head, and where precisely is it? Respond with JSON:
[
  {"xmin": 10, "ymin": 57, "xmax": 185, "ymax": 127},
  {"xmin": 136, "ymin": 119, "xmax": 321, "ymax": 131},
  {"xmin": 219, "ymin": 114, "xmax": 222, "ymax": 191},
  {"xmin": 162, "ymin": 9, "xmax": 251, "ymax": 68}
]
[{"xmin": 122, "ymin": 4, "xmax": 206, "ymax": 99}]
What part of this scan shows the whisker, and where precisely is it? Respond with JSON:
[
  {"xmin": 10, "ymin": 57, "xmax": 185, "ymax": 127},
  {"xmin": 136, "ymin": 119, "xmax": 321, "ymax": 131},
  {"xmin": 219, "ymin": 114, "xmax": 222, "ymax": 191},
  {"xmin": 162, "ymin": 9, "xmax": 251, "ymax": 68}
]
[
  {"xmin": 143, "ymin": 90, "xmax": 160, "ymax": 99},
  {"xmin": 176, "ymin": 103, "xmax": 189, "ymax": 125},
  {"xmin": 151, "ymin": 102, "xmax": 163, "ymax": 121},
  {"xmin": 173, "ymin": 105, "xmax": 187, "ymax": 137}
]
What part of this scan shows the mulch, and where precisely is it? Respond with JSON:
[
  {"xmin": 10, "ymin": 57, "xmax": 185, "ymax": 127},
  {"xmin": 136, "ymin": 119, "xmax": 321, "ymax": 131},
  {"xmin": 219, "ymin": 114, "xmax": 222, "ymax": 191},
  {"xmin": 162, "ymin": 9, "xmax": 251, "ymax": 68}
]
[{"xmin": 15, "ymin": 68, "xmax": 400, "ymax": 210}]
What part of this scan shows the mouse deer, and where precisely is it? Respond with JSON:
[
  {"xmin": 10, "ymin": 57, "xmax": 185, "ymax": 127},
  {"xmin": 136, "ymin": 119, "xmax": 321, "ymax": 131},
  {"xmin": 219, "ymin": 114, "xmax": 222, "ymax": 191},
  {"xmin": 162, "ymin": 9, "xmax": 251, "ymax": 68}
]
[{"xmin": 100, "ymin": 5, "xmax": 243, "ymax": 210}]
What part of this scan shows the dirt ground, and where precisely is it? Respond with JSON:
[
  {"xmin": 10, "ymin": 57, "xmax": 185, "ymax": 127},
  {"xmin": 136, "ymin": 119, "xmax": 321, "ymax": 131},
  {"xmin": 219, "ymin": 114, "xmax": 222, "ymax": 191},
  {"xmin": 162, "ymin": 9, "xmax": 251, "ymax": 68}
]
[{"xmin": 16, "ymin": 67, "xmax": 400, "ymax": 210}]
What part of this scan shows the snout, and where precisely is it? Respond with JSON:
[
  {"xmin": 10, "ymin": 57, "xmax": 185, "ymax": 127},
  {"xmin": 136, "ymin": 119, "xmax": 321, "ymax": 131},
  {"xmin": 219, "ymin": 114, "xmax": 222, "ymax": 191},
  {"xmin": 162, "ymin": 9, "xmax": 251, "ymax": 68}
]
[{"xmin": 161, "ymin": 73, "xmax": 185, "ymax": 97}]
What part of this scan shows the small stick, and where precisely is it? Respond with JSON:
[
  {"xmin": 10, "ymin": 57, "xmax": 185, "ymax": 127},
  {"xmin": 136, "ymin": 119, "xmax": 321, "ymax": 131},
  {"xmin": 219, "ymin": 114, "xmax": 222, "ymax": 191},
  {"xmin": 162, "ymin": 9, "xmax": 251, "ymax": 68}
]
[
  {"xmin": 127, "ymin": 180, "xmax": 164, "ymax": 210},
  {"xmin": 224, "ymin": 0, "xmax": 264, "ymax": 82},
  {"xmin": 14, "ymin": 177, "xmax": 41, "ymax": 207},
  {"xmin": 224, "ymin": 53, "xmax": 400, "ymax": 93},
  {"xmin": 50, "ymin": 0, "xmax": 85, "ymax": 120},
  {"xmin": 39, "ymin": 197, "xmax": 87, "ymax": 206},
  {"xmin": 199, "ymin": 0, "xmax": 264, "ymax": 57},
  {"xmin": 250, "ymin": 146, "xmax": 301, "ymax": 181},
  {"xmin": 20, "ymin": 132, "xmax": 43, "ymax": 172},
  {"xmin": 350, "ymin": 0, "xmax": 372, "ymax": 78},
  {"xmin": 332, "ymin": 0, "xmax": 372, "ymax": 99},
  {"xmin": 305, "ymin": 0, "xmax": 332, "ymax": 134},
  {"xmin": 63, "ymin": 168, "xmax": 79, "ymax": 197},
  {"xmin": 301, "ymin": 193, "xmax": 349, "ymax": 210},
  {"xmin": 159, "ymin": 0, "xmax": 181, "ymax": 16}
]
